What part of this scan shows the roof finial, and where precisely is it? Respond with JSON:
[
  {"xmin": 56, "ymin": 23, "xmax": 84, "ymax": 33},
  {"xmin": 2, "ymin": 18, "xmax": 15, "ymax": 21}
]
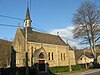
[
  {"xmin": 27, "ymin": 2, "xmax": 29, "ymax": 8},
  {"xmin": 66, "ymin": 39, "xmax": 68, "ymax": 44},
  {"xmin": 57, "ymin": 32, "xmax": 59, "ymax": 36},
  {"xmin": 18, "ymin": 23, "xmax": 20, "ymax": 28}
]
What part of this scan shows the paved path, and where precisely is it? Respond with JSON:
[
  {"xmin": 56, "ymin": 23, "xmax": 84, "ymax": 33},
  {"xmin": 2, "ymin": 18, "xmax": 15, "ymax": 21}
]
[{"xmin": 58, "ymin": 69, "xmax": 100, "ymax": 75}]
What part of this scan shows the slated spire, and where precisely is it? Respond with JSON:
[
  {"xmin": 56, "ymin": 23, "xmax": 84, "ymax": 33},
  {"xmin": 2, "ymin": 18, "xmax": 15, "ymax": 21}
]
[
  {"xmin": 24, "ymin": 6, "xmax": 32, "ymax": 28},
  {"xmin": 25, "ymin": 7, "xmax": 31, "ymax": 20}
]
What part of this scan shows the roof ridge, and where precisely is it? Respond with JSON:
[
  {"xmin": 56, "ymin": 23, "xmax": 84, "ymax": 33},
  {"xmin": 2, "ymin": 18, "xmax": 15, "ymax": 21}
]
[
  {"xmin": 31, "ymin": 30, "xmax": 59, "ymax": 37},
  {"xmin": 20, "ymin": 27, "xmax": 59, "ymax": 37}
]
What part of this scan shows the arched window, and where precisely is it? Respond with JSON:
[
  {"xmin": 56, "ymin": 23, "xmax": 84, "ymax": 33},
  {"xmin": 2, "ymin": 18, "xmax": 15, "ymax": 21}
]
[
  {"xmin": 48, "ymin": 52, "xmax": 50, "ymax": 60},
  {"xmin": 39, "ymin": 52, "xmax": 44, "ymax": 58},
  {"xmin": 52, "ymin": 52, "xmax": 53, "ymax": 60},
  {"xmin": 61, "ymin": 53, "xmax": 62, "ymax": 60},
  {"xmin": 64, "ymin": 53, "xmax": 65, "ymax": 60}
]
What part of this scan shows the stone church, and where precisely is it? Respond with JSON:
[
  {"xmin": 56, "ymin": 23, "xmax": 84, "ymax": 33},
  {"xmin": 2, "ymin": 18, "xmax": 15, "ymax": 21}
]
[{"xmin": 12, "ymin": 7, "xmax": 76, "ymax": 72}]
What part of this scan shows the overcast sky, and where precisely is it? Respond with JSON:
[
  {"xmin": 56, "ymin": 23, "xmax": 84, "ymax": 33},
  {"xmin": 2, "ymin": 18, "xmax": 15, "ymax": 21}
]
[{"xmin": 0, "ymin": 0, "xmax": 99, "ymax": 49}]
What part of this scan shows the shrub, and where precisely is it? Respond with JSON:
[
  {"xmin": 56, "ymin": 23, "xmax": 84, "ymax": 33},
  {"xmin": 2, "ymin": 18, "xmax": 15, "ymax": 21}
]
[
  {"xmin": 49, "ymin": 66, "xmax": 69, "ymax": 73},
  {"xmin": 49, "ymin": 65, "xmax": 85, "ymax": 73},
  {"xmin": 72, "ymin": 65, "xmax": 82, "ymax": 71}
]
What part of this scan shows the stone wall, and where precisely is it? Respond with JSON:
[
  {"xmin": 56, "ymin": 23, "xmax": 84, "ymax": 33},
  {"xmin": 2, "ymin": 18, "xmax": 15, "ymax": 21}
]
[{"xmin": 27, "ymin": 42, "xmax": 76, "ymax": 67}]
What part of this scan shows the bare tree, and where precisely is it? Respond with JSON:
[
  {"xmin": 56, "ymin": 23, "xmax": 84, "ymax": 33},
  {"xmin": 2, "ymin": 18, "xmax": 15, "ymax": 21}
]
[{"xmin": 72, "ymin": 1, "xmax": 100, "ymax": 58}]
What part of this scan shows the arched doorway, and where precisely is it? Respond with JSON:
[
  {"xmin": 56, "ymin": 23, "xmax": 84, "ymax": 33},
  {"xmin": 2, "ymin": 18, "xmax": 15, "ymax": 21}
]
[
  {"xmin": 33, "ymin": 47, "xmax": 48, "ymax": 72},
  {"xmin": 39, "ymin": 52, "xmax": 46, "ymax": 71}
]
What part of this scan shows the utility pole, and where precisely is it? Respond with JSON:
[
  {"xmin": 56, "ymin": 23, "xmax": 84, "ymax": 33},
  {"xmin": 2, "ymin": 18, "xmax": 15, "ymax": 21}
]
[
  {"xmin": 68, "ymin": 51, "xmax": 72, "ymax": 71},
  {"xmin": 66, "ymin": 40, "xmax": 72, "ymax": 71},
  {"xmin": 25, "ymin": 25, "xmax": 28, "ymax": 75},
  {"xmin": 84, "ymin": 49, "xmax": 87, "ymax": 69}
]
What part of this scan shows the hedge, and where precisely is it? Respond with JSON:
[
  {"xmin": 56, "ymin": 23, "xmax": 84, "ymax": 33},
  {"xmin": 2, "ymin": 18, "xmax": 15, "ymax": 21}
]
[
  {"xmin": 49, "ymin": 64, "xmax": 85, "ymax": 73},
  {"xmin": 49, "ymin": 66, "xmax": 69, "ymax": 73}
]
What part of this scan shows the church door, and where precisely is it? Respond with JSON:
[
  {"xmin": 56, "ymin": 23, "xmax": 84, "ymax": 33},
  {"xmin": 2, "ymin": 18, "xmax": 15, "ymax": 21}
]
[
  {"xmin": 39, "ymin": 60, "xmax": 45, "ymax": 71},
  {"xmin": 39, "ymin": 52, "xmax": 45, "ymax": 71}
]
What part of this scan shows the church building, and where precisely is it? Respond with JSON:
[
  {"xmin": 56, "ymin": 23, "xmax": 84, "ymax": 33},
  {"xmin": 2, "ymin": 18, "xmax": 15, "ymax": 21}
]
[{"xmin": 12, "ymin": 7, "xmax": 76, "ymax": 72}]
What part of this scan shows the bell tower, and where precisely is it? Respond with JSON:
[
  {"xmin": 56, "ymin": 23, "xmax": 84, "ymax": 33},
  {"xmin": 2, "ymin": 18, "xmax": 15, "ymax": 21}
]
[{"xmin": 24, "ymin": 7, "xmax": 32, "ymax": 28}]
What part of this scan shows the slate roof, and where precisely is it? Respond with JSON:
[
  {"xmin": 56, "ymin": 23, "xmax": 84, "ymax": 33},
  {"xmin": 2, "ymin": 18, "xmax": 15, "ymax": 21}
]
[
  {"xmin": 77, "ymin": 53, "xmax": 94, "ymax": 60},
  {"xmin": 86, "ymin": 53, "xmax": 94, "ymax": 58},
  {"xmin": 20, "ymin": 28, "xmax": 67, "ymax": 46}
]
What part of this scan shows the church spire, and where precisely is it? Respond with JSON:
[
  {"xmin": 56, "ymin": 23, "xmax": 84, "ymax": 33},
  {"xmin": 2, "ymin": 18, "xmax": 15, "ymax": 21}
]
[
  {"xmin": 24, "ymin": 7, "xmax": 32, "ymax": 28},
  {"xmin": 25, "ymin": 7, "xmax": 31, "ymax": 20}
]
